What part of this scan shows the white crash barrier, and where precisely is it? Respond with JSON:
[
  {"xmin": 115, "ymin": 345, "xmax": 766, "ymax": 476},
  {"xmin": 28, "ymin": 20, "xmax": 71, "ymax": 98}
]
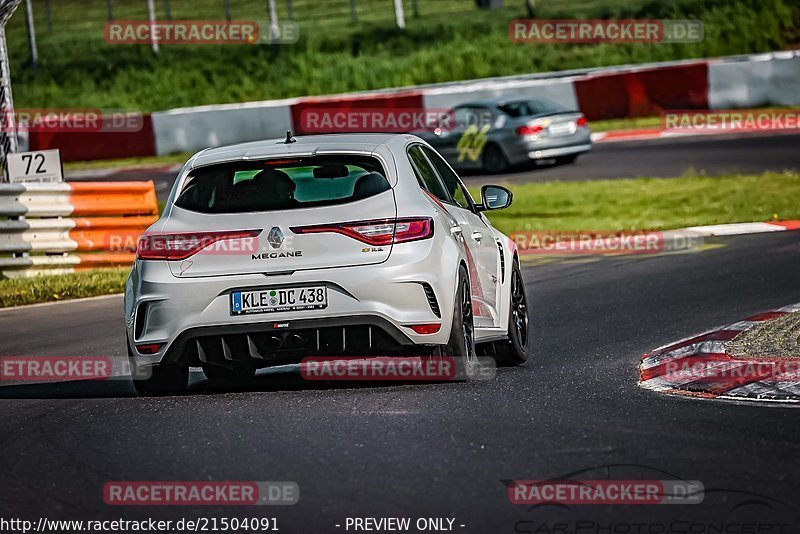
[
  {"xmin": 709, "ymin": 51, "xmax": 800, "ymax": 108},
  {"xmin": 152, "ymin": 98, "xmax": 297, "ymax": 156}
]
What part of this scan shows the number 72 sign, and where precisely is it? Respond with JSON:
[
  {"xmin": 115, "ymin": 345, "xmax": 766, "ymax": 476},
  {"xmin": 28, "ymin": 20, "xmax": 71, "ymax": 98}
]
[{"xmin": 5, "ymin": 149, "xmax": 63, "ymax": 183}]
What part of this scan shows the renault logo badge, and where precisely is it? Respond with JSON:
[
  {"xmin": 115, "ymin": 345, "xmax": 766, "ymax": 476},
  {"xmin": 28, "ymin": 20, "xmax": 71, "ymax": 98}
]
[{"xmin": 267, "ymin": 227, "xmax": 285, "ymax": 248}]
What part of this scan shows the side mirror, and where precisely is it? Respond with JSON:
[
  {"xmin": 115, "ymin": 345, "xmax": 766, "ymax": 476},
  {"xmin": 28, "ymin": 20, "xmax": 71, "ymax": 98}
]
[{"xmin": 477, "ymin": 185, "xmax": 512, "ymax": 211}]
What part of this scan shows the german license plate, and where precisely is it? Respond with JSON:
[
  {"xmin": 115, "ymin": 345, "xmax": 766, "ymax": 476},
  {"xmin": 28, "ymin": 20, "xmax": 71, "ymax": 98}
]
[
  {"xmin": 549, "ymin": 122, "xmax": 575, "ymax": 136},
  {"xmin": 230, "ymin": 286, "xmax": 327, "ymax": 315}
]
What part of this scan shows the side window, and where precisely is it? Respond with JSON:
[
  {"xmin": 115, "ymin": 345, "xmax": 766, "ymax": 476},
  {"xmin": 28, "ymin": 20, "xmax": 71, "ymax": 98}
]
[
  {"xmin": 408, "ymin": 145, "xmax": 449, "ymax": 202},
  {"xmin": 422, "ymin": 146, "xmax": 473, "ymax": 210},
  {"xmin": 454, "ymin": 106, "xmax": 494, "ymax": 131},
  {"xmin": 452, "ymin": 107, "xmax": 470, "ymax": 130}
]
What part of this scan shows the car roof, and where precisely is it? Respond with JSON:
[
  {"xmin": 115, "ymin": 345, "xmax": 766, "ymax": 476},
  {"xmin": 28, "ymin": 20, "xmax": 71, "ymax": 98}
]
[
  {"xmin": 188, "ymin": 133, "xmax": 409, "ymax": 168},
  {"xmin": 452, "ymin": 99, "xmax": 503, "ymax": 108}
]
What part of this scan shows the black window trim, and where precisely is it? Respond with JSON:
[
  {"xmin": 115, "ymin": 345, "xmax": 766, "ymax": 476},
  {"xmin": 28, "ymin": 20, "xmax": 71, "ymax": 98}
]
[
  {"xmin": 406, "ymin": 143, "xmax": 453, "ymax": 205},
  {"xmin": 417, "ymin": 144, "xmax": 477, "ymax": 213}
]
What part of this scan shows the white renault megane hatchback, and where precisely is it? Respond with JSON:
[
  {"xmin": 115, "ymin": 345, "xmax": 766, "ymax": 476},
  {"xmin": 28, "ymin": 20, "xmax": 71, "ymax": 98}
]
[{"xmin": 125, "ymin": 133, "xmax": 529, "ymax": 394}]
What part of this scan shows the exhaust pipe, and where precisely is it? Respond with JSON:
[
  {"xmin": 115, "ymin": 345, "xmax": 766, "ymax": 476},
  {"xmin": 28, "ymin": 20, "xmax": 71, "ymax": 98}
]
[{"xmin": 287, "ymin": 333, "xmax": 305, "ymax": 349}]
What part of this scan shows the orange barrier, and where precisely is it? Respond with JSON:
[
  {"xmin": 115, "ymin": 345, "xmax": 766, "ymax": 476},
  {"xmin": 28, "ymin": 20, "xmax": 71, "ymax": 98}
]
[
  {"xmin": 68, "ymin": 182, "xmax": 158, "ymax": 217},
  {"xmin": 69, "ymin": 216, "xmax": 159, "ymax": 252},
  {"xmin": 1, "ymin": 181, "xmax": 159, "ymax": 277}
]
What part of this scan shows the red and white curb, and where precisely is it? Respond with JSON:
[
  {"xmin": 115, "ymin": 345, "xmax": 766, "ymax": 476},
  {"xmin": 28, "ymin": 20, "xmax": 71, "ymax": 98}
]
[
  {"xmin": 639, "ymin": 304, "xmax": 800, "ymax": 403},
  {"xmin": 591, "ymin": 126, "xmax": 800, "ymax": 144},
  {"xmin": 661, "ymin": 220, "xmax": 800, "ymax": 240}
]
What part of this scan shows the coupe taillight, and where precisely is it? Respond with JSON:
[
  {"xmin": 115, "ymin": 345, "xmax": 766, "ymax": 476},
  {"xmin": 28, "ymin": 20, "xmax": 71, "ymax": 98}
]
[
  {"xmin": 577, "ymin": 117, "xmax": 589, "ymax": 128},
  {"xmin": 291, "ymin": 217, "xmax": 433, "ymax": 246},
  {"xmin": 515, "ymin": 124, "xmax": 544, "ymax": 136},
  {"xmin": 136, "ymin": 230, "xmax": 262, "ymax": 260}
]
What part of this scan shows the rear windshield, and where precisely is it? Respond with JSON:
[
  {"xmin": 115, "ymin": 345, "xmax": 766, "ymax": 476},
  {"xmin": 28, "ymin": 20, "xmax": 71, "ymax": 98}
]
[
  {"xmin": 498, "ymin": 99, "xmax": 566, "ymax": 118},
  {"xmin": 175, "ymin": 155, "xmax": 390, "ymax": 213}
]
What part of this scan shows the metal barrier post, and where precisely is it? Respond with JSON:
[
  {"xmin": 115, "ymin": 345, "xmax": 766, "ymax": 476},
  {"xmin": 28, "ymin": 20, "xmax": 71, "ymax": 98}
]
[{"xmin": 0, "ymin": 0, "xmax": 21, "ymax": 180}]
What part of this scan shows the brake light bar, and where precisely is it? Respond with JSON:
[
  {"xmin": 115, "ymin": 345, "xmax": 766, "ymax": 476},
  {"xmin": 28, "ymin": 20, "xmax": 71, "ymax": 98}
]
[
  {"xmin": 136, "ymin": 229, "xmax": 262, "ymax": 261},
  {"xmin": 291, "ymin": 217, "xmax": 434, "ymax": 246},
  {"xmin": 264, "ymin": 159, "xmax": 301, "ymax": 166}
]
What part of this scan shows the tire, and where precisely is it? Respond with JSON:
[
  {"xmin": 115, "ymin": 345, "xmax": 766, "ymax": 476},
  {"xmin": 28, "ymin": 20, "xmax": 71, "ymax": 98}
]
[
  {"xmin": 482, "ymin": 143, "xmax": 509, "ymax": 174},
  {"xmin": 556, "ymin": 153, "xmax": 578, "ymax": 165},
  {"xmin": 445, "ymin": 265, "xmax": 480, "ymax": 380},
  {"xmin": 128, "ymin": 344, "xmax": 189, "ymax": 396},
  {"xmin": 492, "ymin": 261, "xmax": 529, "ymax": 366}
]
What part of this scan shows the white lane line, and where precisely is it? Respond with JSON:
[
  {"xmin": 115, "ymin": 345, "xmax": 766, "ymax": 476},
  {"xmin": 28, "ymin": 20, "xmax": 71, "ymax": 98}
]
[{"xmin": 0, "ymin": 293, "xmax": 123, "ymax": 313}]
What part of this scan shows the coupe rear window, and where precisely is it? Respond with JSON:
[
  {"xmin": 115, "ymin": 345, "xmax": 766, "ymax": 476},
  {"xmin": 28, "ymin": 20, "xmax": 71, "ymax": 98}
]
[
  {"xmin": 498, "ymin": 98, "xmax": 566, "ymax": 118},
  {"xmin": 174, "ymin": 155, "xmax": 390, "ymax": 213}
]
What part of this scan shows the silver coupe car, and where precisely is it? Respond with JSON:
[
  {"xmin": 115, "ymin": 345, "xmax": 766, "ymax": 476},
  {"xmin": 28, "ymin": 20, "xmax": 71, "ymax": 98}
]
[{"xmin": 418, "ymin": 97, "xmax": 592, "ymax": 173}]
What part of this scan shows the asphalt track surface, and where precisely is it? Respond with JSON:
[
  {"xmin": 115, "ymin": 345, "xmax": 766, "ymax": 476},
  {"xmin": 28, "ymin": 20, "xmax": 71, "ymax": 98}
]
[
  {"xmin": 66, "ymin": 132, "xmax": 800, "ymax": 199},
  {"xmin": 1, "ymin": 231, "xmax": 799, "ymax": 531}
]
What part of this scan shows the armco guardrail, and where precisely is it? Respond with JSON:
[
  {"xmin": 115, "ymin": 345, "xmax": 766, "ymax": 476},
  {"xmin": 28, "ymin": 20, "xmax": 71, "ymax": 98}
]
[{"xmin": 0, "ymin": 181, "xmax": 157, "ymax": 277}]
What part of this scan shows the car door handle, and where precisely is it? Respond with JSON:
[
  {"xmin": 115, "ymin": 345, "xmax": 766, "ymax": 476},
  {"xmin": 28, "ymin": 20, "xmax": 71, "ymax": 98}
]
[
  {"xmin": 450, "ymin": 226, "xmax": 463, "ymax": 236},
  {"xmin": 471, "ymin": 231, "xmax": 483, "ymax": 242}
]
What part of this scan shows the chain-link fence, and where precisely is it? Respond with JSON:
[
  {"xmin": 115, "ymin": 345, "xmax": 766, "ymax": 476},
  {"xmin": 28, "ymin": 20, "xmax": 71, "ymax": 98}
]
[{"xmin": 6, "ymin": 0, "xmax": 489, "ymax": 42}]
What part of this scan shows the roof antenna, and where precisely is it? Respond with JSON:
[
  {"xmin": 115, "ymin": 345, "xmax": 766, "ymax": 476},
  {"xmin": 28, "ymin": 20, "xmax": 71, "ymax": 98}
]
[{"xmin": 284, "ymin": 130, "xmax": 296, "ymax": 144}]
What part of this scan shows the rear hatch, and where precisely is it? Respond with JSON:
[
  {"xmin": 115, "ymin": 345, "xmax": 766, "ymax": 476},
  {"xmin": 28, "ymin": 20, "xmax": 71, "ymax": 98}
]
[
  {"xmin": 498, "ymin": 99, "xmax": 588, "ymax": 140},
  {"xmin": 151, "ymin": 154, "xmax": 399, "ymax": 278}
]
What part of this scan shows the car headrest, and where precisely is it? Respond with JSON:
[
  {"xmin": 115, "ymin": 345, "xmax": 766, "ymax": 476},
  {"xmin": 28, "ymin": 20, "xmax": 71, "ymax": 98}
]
[
  {"xmin": 313, "ymin": 165, "xmax": 350, "ymax": 179},
  {"xmin": 215, "ymin": 168, "xmax": 297, "ymax": 211},
  {"xmin": 252, "ymin": 168, "xmax": 297, "ymax": 201},
  {"xmin": 352, "ymin": 172, "xmax": 390, "ymax": 200}
]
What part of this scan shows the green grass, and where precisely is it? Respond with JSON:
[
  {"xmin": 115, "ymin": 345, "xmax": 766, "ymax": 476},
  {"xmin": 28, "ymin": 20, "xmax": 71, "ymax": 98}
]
[
  {"xmin": 480, "ymin": 170, "xmax": 800, "ymax": 235},
  {"xmin": 0, "ymin": 268, "xmax": 129, "ymax": 308},
  {"xmin": 589, "ymin": 116, "xmax": 664, "ymax": 132},
  {"xmin": 6, "ymin": 0, "xmax": 798, "ymax": 111},
  {"xmin": 63, "ymin": 152, "xmax": 192, "ymax": 171}
]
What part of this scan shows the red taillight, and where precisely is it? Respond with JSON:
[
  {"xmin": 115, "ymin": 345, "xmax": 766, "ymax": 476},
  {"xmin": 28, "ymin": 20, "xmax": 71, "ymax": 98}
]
[
  {"xmin": 409, "ymin": 323, "xmax": 441, "ymax": 334},
  {"xmin": 291, "ymin": 218, "xmax": 433, "ymax": 246},
  {"xmin": 136, "ymin": 229, "xmax": 262, "ymax": 260},
  {"xmin": 136, "ymin": 343, "xmax": 163, "ymax": 354},
  {"xmin": 577, "ymin": 117, "xmax": 589, "ymax": 128},
  {"xmin": 515, "ymin": 124, "xmax": 544, "ymax": 136}
]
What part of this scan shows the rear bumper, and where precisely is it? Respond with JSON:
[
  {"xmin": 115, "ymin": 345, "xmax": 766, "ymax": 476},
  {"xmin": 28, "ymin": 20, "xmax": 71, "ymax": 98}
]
[
  {"xmin": 503, "ymin": 131, "xmax": 592, "ymax": 165},
  {"xmin": 125, "ymin": 236, "xmax": 460, "ymax": 367},
  {"xmin": 527, "ymin": 143, "xmax": 592, "ymax": 160},
  {"xmin": 159, "ymin": 315, "xmax": 418, "ymax": 368}
]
